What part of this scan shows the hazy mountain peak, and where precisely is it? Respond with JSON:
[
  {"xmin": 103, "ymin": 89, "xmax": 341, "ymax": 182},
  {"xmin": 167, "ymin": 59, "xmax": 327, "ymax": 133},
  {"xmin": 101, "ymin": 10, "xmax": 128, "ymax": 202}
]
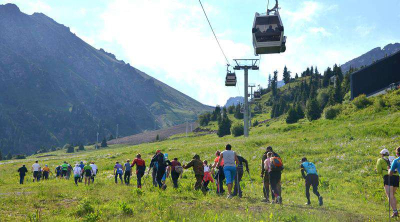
[{"xmin": 0, "ymin": 3, "xmax": 21, "ymax": 14}]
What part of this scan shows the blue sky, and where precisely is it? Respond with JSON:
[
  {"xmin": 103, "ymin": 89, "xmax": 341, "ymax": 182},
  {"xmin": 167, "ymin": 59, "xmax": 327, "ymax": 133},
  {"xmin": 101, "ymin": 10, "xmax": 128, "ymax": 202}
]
[{"xmin": 1, "ymin": 0, "xmax": 399, "ymax": 106}]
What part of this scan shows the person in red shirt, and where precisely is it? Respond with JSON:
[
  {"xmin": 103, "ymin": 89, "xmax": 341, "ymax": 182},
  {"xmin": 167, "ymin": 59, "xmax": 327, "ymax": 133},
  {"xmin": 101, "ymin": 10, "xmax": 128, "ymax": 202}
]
[
  {"xmin": 212, "ymin": 151, "xmax": 225, "ymax": 194},
  {"xmin": 131, "ymin": 154, "xmax": 146, "ymax": 188}
]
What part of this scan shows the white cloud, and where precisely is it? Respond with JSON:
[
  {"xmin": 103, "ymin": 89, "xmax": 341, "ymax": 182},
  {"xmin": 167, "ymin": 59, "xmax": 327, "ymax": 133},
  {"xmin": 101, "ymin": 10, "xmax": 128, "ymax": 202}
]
[
  {"xmin": 99, "ymin": 0, "xmax": 251, "ymax": 105},
  {"xmin": 309, "ymin": 27, "xmax": 331, "ymax": 36},
  {"xmin": 356, "ymin": 25, "xmax": 375, "ymax": 37},
  {"xmin": 283, "ymin": 1, "xmax": 321, "ymax": 27}
]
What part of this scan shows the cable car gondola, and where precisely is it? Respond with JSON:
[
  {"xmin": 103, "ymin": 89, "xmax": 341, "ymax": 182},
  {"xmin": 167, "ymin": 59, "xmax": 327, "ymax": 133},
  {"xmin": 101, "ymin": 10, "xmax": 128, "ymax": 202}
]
[
  {"xmin": 254, "ymin": 91, "xmax": 261, "ymax": 100},
  {"xmin": 225, "ymin": 65, "xmax": 237, "ymax": 87},
  {"xmin": 252, "ymin": 0, "xmax": 286, "ymax": 55}
]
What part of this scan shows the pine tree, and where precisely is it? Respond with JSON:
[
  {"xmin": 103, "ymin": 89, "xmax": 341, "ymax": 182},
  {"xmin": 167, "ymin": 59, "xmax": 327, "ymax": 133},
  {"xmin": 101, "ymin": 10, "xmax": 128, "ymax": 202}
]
[
  {"xmin": 295, "ymin": 103, "xmax": 305, "ymax": 119},
  {"xmin": 286, "ymin": 106, "xmax": 299, "ymax": 124},
  {"xmin": 217, "ymin": 115, "xmax": 232, "ymax": 137},
  {"xmin": 109, "ymin": 134, "xmax": 114, "ymax": 141},
  {"xmin": 322, "ymin": 67, "xmax": 333, "ymax": 87},
  {"xmin": 156, "ymin": 134, "xmax": 160, "ymax": 141},
  {"xmin": 295, "ymin": 73, "xmax": 299, "ymax": 79},
  {"xmin": 306, "ymin": 99, "xmax": 321, "ymax": 121},
  {"xmin": 271, "ymin": 71, "xmax": 278, "ymax": 100},
  {"xmin": 78, "ymin": 144, "xmax": 85, "ymax": 151},
  {"xmin": 0, "ymin": 150, "xmax": 2, "ymax": 161},
  {"xmin": 234, "ymin": 104, "xmax": 244, "ymax": 119},
  {"xmin": 283, "ymin": 66, "xmax": 291, "ymax": 84},
  {"xmin": 333, "ymin": 64, "xmax": 344, "ymax": 83},
  {"xmin": 333, "ymin": 77, "xmax": 343, "ymax": 104},
  {"xmin": 101, "ymin": 137, "xmax": 108, "ymax": 147},
  {"xmin": 268, "ymin": 74, "xmax": 272, "ymax": 88},
  {"xmin": 66, "ymin": 145, "xmax": 74, "ymax": 153},
  {"xmin": 6, "ymin": 152, "xmax": 12, "ymax": 160}
]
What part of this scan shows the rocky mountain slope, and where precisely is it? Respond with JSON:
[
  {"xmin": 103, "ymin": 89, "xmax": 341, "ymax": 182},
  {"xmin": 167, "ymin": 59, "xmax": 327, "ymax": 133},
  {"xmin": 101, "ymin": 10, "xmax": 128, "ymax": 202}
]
[
  {"xmin": 0, "ymin": 4, "xmax": 212, "ymax": 154},
  {"xmin": 341, "ymin": 43, "xmax": 400, "ymax": 73}
]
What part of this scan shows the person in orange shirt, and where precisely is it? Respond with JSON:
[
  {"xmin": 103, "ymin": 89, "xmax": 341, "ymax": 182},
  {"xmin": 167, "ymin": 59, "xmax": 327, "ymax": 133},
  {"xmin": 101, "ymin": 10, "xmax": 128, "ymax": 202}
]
[
  {"xmin": 212, "ymin": 151, "xmax": 225, "ymax": 194},
  {"xmin": 42, "ymin": 164, "xmax": 51, "ymax": 180}
]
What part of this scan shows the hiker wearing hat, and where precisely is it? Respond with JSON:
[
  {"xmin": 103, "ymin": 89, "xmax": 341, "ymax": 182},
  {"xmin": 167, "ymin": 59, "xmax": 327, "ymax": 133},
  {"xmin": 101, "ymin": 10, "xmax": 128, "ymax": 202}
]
[
  {"xmin": 183, "ymin": 154, "xmax": 204, "ymax": 190},
  {"xmin": 301, "ymin": 157, "xmax": 323, "ymax": 206},
  {"xmin": 131, "ymin": 154, "xmax": 146, "ymax": 188},
  {"xmin": 18, "ymin": 165, "xmax": 28, "ymax": 184},
  {"xmin": 382, "ymin": 148, "xmax": 400, "ymax": 217}
]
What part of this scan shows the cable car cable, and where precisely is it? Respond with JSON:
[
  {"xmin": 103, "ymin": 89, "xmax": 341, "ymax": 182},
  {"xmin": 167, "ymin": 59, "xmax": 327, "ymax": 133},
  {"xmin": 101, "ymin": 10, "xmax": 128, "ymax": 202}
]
[{"xmin": 198, "ymin": 0, "xmax": 231, "ymax": 66}]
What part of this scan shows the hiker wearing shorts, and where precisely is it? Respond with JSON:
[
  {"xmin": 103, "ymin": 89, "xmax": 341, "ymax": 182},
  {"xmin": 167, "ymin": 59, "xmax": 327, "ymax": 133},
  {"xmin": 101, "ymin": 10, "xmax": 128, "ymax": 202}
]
[
  {"xmin": 73, "ymin": 164, "xmax": 82, "ymax": 185},
  {"xmin": 170, "ymin": 158, "xmax": 182, "ymax": 188},
  {"xmin": 301, "ymin": 157, "xmax": 323, "ymax": 206},
  {"xmin": 183, "ymin": 154, "xmax": 204, "ymax": 191},
  {"xmin": 233, "ymin": 155, "xmax": 249, "ymax": 198},
  {"xmin": 18, "ymin": 165, "xmax": 28, "ymax": 184},
  {"xmin": 212, "ymin": 151, "xmax": 225, "ymax": 194},
  {"xmin": 218, "ymin": 144, "xmax": 239, "ymax": 199},
  {"xmin": 83, "ymin": 163, "xmax": 93, "ymax": 185},
  {"xmin": 90, "ymin": 162, "xmax": 98, "ymax": 183},
  {"xmin": 124, "ymin": 160, "xmax": 132, "ymax": 185},
  {"xmin": 132, "ymin": 154, "xmax": 146, "ymax": 188},
  {"xmin": 114, "ymin": 161, "xmax": 124, "ymax": 184},
  {"xmin": 32, "ymin": 161, "xmax": 40, "ymax": 182},
  {"xmin": 388, "ymin": 147, "xmax": 400, "ymax": 217}
]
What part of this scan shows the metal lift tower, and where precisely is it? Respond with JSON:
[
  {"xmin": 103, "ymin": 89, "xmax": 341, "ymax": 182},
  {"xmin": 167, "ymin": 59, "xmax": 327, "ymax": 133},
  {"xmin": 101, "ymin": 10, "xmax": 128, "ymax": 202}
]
[{"xmin": 233, "ymin": 59, "xmax": 259, "ymax": 137}]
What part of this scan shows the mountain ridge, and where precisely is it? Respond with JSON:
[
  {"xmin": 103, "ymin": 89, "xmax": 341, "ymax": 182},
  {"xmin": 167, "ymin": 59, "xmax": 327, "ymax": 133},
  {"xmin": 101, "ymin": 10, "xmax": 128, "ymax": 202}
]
[{"xmin": 0, "ymin": 3, "xmax": 211, "ymax": 154}]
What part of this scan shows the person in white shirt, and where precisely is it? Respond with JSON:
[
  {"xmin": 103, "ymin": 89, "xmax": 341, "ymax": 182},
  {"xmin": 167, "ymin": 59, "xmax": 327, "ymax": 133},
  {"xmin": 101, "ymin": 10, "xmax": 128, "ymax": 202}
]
[
  {"xmin": 32, "ymin": 161, "xmax": 41, "ymax": 182},
  {"xmin": 73, "ymin": 164, "xmax": 82, "ymax": 185},
  {"xmin": 90, "ymin": 162, "xmax": 98, "ymax": 183}
]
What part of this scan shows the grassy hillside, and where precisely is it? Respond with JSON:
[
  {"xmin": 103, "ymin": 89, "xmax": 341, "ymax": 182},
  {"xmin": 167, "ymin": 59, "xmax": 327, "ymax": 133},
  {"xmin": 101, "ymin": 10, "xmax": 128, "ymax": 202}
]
[{"xmin": 1, "ymin": 90, "xmax": 400, "ymax": 221}]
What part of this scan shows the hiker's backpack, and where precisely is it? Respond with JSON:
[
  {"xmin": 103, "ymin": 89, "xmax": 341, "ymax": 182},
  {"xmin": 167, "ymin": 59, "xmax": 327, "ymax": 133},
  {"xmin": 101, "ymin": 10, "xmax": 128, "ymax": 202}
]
[
  {"xmin": 116, "ymin": 167, "xmax": 123, "ymax": 174},
  {"xmin": 302, "ymin": 162, "xmax": 317, "ymax": 175},
  {"xmin": 270, "ymin": 157, "xmax": 284, "ymax": 171},
  {"xmin": 175, "ymin": 166, "xmax": 183, "ymax": 174}
]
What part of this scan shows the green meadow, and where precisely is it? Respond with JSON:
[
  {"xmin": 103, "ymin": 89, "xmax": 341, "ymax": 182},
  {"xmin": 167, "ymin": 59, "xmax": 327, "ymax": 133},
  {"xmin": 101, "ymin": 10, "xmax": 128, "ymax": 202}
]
[{"xmin": 1, "ymin": 90, "xmax": 400, "ymax": 221}]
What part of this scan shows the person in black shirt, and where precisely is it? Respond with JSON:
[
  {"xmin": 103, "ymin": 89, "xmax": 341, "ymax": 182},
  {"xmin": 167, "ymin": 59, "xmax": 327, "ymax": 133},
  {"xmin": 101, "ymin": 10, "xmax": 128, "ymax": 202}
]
[
  {"xmin": 150, "ymin": 150, "xmax": 171, "ymax": 188},
  {"xmin": 233, "ymin": 155, "xmax": 249, "ymax": 197},
  {"xmin": 18, "ymin": 165, "xmax": 28, "ymax": 184}
]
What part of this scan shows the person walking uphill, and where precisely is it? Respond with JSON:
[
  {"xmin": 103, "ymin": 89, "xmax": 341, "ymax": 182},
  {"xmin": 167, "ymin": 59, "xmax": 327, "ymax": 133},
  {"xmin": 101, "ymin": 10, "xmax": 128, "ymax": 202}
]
[
  {"xmin": 262, "ymin": 146, "xmax": 281, "ymax": 202},
  {"xmin": 218, "ymin": 144, "xmax": 239, "ymax": 199},
  {"xmin": 83, "ymin": 163, "xmax": 93, "ymax": 186},
  {"xmin": 149, "ymin": 150, "xmax": 161, "ymax": 187},
  {"xmin": 301, "ymin": 157, "xmax": 323, "ymax": 206},
  {"xmin": 114, "ymin": 161, "xmax": 124, "ymax": 184},
  {"xmin": 42, "ymin": 165, "xmax": 51, "ymax": 180},
  {"xmin": 18, "ymin": 165, "xmax": 28, "ymax": 184},
  {"xmin": 124, "ymin": 160, "xmax": 132, "ymax": 185},
  {"xmin": 212, "ymin": 151, "xmax": 225, "ymax": 194},
  {"xmin": 183, "ymin": 154, "xmax": 204, "ymax": 191},
  {"xmin": 388, "ymin": 147, "xmax": 400, "ymax": 218},
  {"xmin": 150, "ymin": 150, "xmax": 171, "ymax": 188},
  {"xmin": 233, "ymin": 155, "xmax": 249, "ymax": 198},
  {"xmin": 377, "ymin": 149, "xmax": 399, "ymax": 218},
  {"xmin": 32, "ymin": 161, "xmax": 41, "ymax": 182},
  {"xmin": 73, "ymin": 164, "xmax": 82, "ymax": 185},
  {"xmin": 170, "ymin": 158, "xmax": 182, "ymax": 188},
  {"xmin": 131, "ymin": 154, "xmax": 146, "ymax": 188}
]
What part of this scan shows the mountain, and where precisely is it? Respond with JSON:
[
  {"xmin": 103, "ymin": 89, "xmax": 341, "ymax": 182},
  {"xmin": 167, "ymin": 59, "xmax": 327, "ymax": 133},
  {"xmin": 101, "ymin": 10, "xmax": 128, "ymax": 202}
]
[
  {"xmin": 0, "ymin": 4, "xmax": 212, "ymax": 154},
  {"xmin": 224, "ymin": 97, "xmax": 244, "ymax": 107},
  {"xmin": 341, "ymin": 43, "xmax": 400, "ymax": 73}
]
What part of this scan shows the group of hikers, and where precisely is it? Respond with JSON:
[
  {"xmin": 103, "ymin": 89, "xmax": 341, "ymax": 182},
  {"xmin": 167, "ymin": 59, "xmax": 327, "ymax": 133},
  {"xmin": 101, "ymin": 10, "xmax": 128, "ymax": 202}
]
[
  {"xmin": 17, "ymin": 144, "xmax": 324, "ymax": 205},
  {"xmin": 18, "ymin": 161, "xmax": 98, "ymax": 185},
  {"xmin": 376, "ymin": 146, "xmax": 400, "ymax": 218}
]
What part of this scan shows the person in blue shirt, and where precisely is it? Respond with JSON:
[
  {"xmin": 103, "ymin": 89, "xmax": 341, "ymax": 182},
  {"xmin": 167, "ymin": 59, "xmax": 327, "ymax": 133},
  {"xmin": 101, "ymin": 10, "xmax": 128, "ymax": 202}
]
[
  {"xmin": 389, "ymin": 147, "xmax": 400, "ymax": 218},
  {"xmin": 300, "ymin": 157, "xmax": 323, "ymax": 206}
]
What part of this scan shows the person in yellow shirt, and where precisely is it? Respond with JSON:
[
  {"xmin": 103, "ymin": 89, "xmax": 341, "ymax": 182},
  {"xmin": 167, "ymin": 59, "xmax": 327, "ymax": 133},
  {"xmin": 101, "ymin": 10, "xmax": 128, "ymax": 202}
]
[
  {"xmin": 376, "ymin": 148, "xmax": 399, "ymax": 217},
  {"xmin": 42, "ymin": 164, "xmax": 51, "ymax": 180}
]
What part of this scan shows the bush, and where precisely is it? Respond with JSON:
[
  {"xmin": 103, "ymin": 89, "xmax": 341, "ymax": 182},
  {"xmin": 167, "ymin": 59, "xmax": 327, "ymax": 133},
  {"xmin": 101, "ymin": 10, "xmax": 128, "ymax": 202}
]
[
  {"xmin": 15, "ymin": 154, "xmax": 26, "ymax": 159},
  {"xmin": 252, "ymin": 120, "xmax": 259, "ymax": 127},
  {"xmin": 323, "ymin": 105, "xmax": 341, "ymax": 119},
  {"xmin": 78, "ymin": 144, "xmax": 85, "ymax": 151},
  {"xmin": 374, "ymin": 97, "xmax": 386, "ymax": 112},
  {"xmin": 217, "ymin": 116, "xmax": 231, "ymax": 137},
  {"xmin": 352, "ymin": 94, "xmax": 372, "ymax": 109},
  {"xmin": 76, "ymin": 199, "xmax": 94, "ymax": 217},
  {"xmin": 65, "ymin": 144, "xmax": 74, "ymax": 153},
  {"xmin": 231, "ymin": 123, "xmax": 244, "ymax": 137},
  {"xmin": 101, "ymin": 138, "xmax": 108, "ymax": 148},
  {"xmin": 119, "ymin": 202, "xmax": 133, "ymax": 215}
]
